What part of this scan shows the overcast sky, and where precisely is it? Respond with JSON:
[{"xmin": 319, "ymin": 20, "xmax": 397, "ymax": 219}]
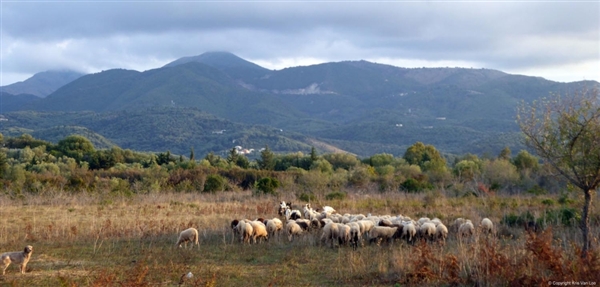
[{"xmin": 1, "ymin": 1, "xmax": 599, "ymax": 85}]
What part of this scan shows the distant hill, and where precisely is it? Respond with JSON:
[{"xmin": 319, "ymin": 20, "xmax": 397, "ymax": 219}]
[
  {"xmin": 0, "ymin": 107, "xmax": 328, "ymax": 156},
  {"xmin": 0, "ymin": 92, "xmax": 41, "ymax": 113},
  {"xmin": 2, "ymin": 52, "xmax": 598, "ymax": 157},
  {"xmin": 0, "ymin": 70, "xmax": 84, "ymax": 98}
]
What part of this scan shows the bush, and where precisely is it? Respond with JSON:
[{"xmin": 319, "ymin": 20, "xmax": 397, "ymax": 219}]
[
  {"xmin": 255, "ymin": 177, "xmax": 280, "ymax": 195},
  {"xmin": 204, "ymin": 174, "xmax": 225, "ymax": 193},
  {"xmin": 527, "ymin": 185, "xmax": 547, "ymax": 195},
  {"xmin": 298, "ymin": 192, "xmax": 316, "ymax": 202},
  {"xmin": 325, "ymin": 191, "xmax": 346, "ymax": 200},
  {"xmin": 502, "ymin": 211, "xmax": 535, "ymax": 227}
]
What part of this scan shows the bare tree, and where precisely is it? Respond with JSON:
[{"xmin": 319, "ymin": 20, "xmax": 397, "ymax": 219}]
[{"xmin": 517, "ymin": 88, "xmax": 600, "ymax": 258}]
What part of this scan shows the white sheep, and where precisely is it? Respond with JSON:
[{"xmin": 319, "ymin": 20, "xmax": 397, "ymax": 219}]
[
  {"xmin": 237, "ymin": 220, "xmax": 254, "ymax": 244},
  {"xmin": 337, "ymin": 224, "xmax": 351, "ymax": 246},
  {"xmin": 480, "ymin": 218, "xmax": 494, "ymax": 235},
  {"xmin": 419, "ymin": 222, "xmax": 437, "ymax": 241},
  {"xmin": 176, "ymin": 228, "xmax": 199, "ymax": 248},
  {"xmin": 1, "ymin": 245, "xmax": 33, "ymax": 275},
  {"xmin": 452, "ymin": 218, "xmax": 466, "ymax": 233},
  {"xmin": 436, "ymin": 223, "xmax": 449, "ymax": 243},
  {"xmin": 320, "ymin": 222, "xmax": 339, "ymax": 247},
  {"xmin": 403, "ymin": 222, "xmax": 417, "ymax": 244},
  {"xmin": 348, "ymin": 224, "xmax": 362, "ymax": 250},
  {"xmin": 286, "ymin": 221, "xmax": 303, "ymax": 242},
  {"xmin": 458, "ymin": 220, "xmax": 475, "ymax": 241},
  {"xmin": 321, "ymin": 206, "xmax": 336, "ymax": 214},
  {"xmin": 417, "ymin": 217, "xmax": 431, "ymax": 226},
  {"xmin": 368, "ymin": 226, "xmax": 399, "ymax": 245},
  {"xmin": 265, "ymin": 218, "xmax": 283, "ymax": 239}
]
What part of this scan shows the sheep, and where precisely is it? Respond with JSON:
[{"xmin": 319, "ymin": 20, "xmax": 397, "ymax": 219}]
[
  {"xmin": 285, "ymin": 208, "xmax": 302, "ymax": 221},
  {"xmin": 320, "ymin": 222, "xmax": 339, "ymax": 247},
  {"xmin": 458, "ymin": 220, "xmax": 475, "ymax": 241},
  {"xmin": 176, "ymin": 228, "xmax": 199, "ymax": 248},
  {"xmin": 348, "ymin": 224, "xmax": 361, "ymax": 250},
  {"xmin": 337, "ymin": 224, "xmax": 351, "ymax": 246},
  {"xmin": 265, "ymin": 218, "xmax": 283, "ymax": 239},
  {"xmin": 417, "ymin": 217, "xmax": 431, "ymax": 226},
  {"xmin": 295, "ymin": 219, "xmax": 311, "ymax": 231},
  {"xmin": 436, "ymin": 223, "xmax": 449, "ymax": 243},
  {"xmin": 1, "ymin": 245, "xmax": 33, "ymax": 275},
  {"xmin": 378, "ymin": 218, "xmax": 394, "ymax": 227},
  {"xmin": 452, "ymin": 218, "xmax": 466, "ymax": 233},
  {"xmin": 368, "ymin": 226, "xmax": 398, "ymax": 245},
  {"xmin": 230, "ymin": 219, "xmax": 240, "ymax": 241},
  {"xmin": 419, "ymin": 222, "xmax": 437, "ymax": 242},
  {"xmin": 237, "ymin": 220, "xmax": 254, "ymax": 244},
  {"xmin": 403, "ymin": 222, "xmax": 417, "ymax": 244},
  {"xmin": 286, "ymin": 221, "xmax": 303, "ymax": 242},
  {"xmin": 357, "ymin": 220, "xmax": 375, "ymax": 236},
  {"xmin": 321, "ymin": 206, "xmax": 336, "ymax": 214},
  {"xmin": 249, "ymin": 220, "xmax": 268, "ymax": 244},
  {"xmin": 480, "ymin": 218, "xmax": 494, "ymax": 235},
  {"xmin": 278, "ymin": 201, "xmax": 292, "ymax": 216}
]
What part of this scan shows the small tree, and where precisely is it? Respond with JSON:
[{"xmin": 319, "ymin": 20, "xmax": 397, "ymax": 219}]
[{"xmin": 517, "ymin": 88, "xmax": 600, "ymax": 258}]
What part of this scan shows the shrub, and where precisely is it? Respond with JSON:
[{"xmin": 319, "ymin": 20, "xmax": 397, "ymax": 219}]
[
  {"xmin": 255, "ymin": 177, "xmax": 280, "ymax": 195},
  {"xmin": 204, "ymin": 174, "xmax": 225, "ymax": 193},
  {"xmin": 298, "ymin": 192, "xmax": 316, "ymax": 202},
  {"xmin": 527, "ymin": 185, "xmax": 547, "ymax": 195},
  {"xmin": 325, "ymin": 191, "xmax": 346, "ymax": 200}
]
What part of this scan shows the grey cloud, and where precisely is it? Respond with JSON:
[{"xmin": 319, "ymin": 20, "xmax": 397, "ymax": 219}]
[{"xmin": 1, "ymin": 1, "xmax": 598, "ymax": 83}]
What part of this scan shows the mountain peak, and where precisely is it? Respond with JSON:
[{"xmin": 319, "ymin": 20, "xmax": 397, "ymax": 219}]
[
  {"xmin": 163, "ymin": 51, "xmax": 271, "ymax": 80},
  {"xmin": 1, "ymin": 69, "xmax": 84, "ymax": 98},
  {"xmin": 164, "ymin": 51, "xmax": 260, "ymax": 69}
]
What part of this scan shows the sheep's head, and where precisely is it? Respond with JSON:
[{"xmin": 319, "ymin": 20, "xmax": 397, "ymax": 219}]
[{"xmin": 231, "ymin": 219, "xmax": 239, "ymax": 230}]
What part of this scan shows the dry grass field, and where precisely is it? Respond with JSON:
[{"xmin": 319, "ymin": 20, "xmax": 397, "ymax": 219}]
[{"xmin": 0, "ymin": 190, "xmax": 598, "ymax": 286}]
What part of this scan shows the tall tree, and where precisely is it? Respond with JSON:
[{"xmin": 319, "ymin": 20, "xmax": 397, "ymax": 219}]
[
  {"xmin": 257, "ymin": 145, "xmax": 275, "ymax": 170},
  {"xmin": 189, "ymin": 147, "xmax": 195, "ymax": 161},
  {"xmin": 227, "ymin": 147, "xmax": 239, "ymax": 164},
  {"xmin": 517, "ymin": 88, "xmax": 600, "ymax": 258}
]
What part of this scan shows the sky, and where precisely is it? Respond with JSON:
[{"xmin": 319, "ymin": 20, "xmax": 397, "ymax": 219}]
[{"xmin": 1, "ymin": 1, "xmax": 599, "ymax": 86}]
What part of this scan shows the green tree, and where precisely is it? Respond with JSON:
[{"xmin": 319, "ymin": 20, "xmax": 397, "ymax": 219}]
[
  {"xmin": 0, "ymin": 150, "xmax": 7, "ymax": 178},
  {"xmin": 517, "ymin": 89, "xmax": 600, "ymax": 257},
  {"xmin": 513, "ymin": 150, "xmax": 539, "ymax": 172},
  {"xmin": 227, "ymin": 148, "xmax": 239, "ymax": 165},
  {"xmin": 189, "ymin": 147, "xmax": 195, "ymax": 161},
  {"xmin": 310, "ymin": 147, "xmax": 318, "ymax": 163},
  {"xmin": 257, "ymin": 145, "xmax": 275, "ymax": 170},
  {"xmin": 498, "ymin": 146, "xmax": 512, "ymax": 161},
  {"xmin": 56, "ymin": 135, "xmax": 95, "ymax": 163},
  {"xmin": 403, "ymin": 142, "xmax": 447, "ymax": 172}
]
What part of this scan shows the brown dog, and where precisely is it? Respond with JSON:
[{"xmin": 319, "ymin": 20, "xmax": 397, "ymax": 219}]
[{"xmin": 1, "ymin": 245, "xmax": 33, "ymax": 275}]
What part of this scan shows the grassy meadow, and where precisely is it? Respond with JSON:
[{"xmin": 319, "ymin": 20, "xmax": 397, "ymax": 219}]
[{"xmin": 0, "ymin": 190, "xmax": 599, "ymax": 286}]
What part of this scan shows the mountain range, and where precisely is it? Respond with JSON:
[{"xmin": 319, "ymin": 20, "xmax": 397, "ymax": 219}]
[{"xmin": 0, "ymin": 52, "xmax": 597, "ymax": 158}]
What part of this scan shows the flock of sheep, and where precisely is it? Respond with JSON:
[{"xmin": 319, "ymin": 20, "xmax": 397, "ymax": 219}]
[
  {"xmin": 0, "ymin": 201, "xmax": 495, "ymax": 276},
  {"xmin": 215, "ymin": 201, "xmax": 495, "ymax": 250}
]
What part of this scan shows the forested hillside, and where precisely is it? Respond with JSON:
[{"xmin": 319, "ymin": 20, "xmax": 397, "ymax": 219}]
[{"xmin": 1, "ymin": 52, "xmax": 597, "ymax": 157}]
